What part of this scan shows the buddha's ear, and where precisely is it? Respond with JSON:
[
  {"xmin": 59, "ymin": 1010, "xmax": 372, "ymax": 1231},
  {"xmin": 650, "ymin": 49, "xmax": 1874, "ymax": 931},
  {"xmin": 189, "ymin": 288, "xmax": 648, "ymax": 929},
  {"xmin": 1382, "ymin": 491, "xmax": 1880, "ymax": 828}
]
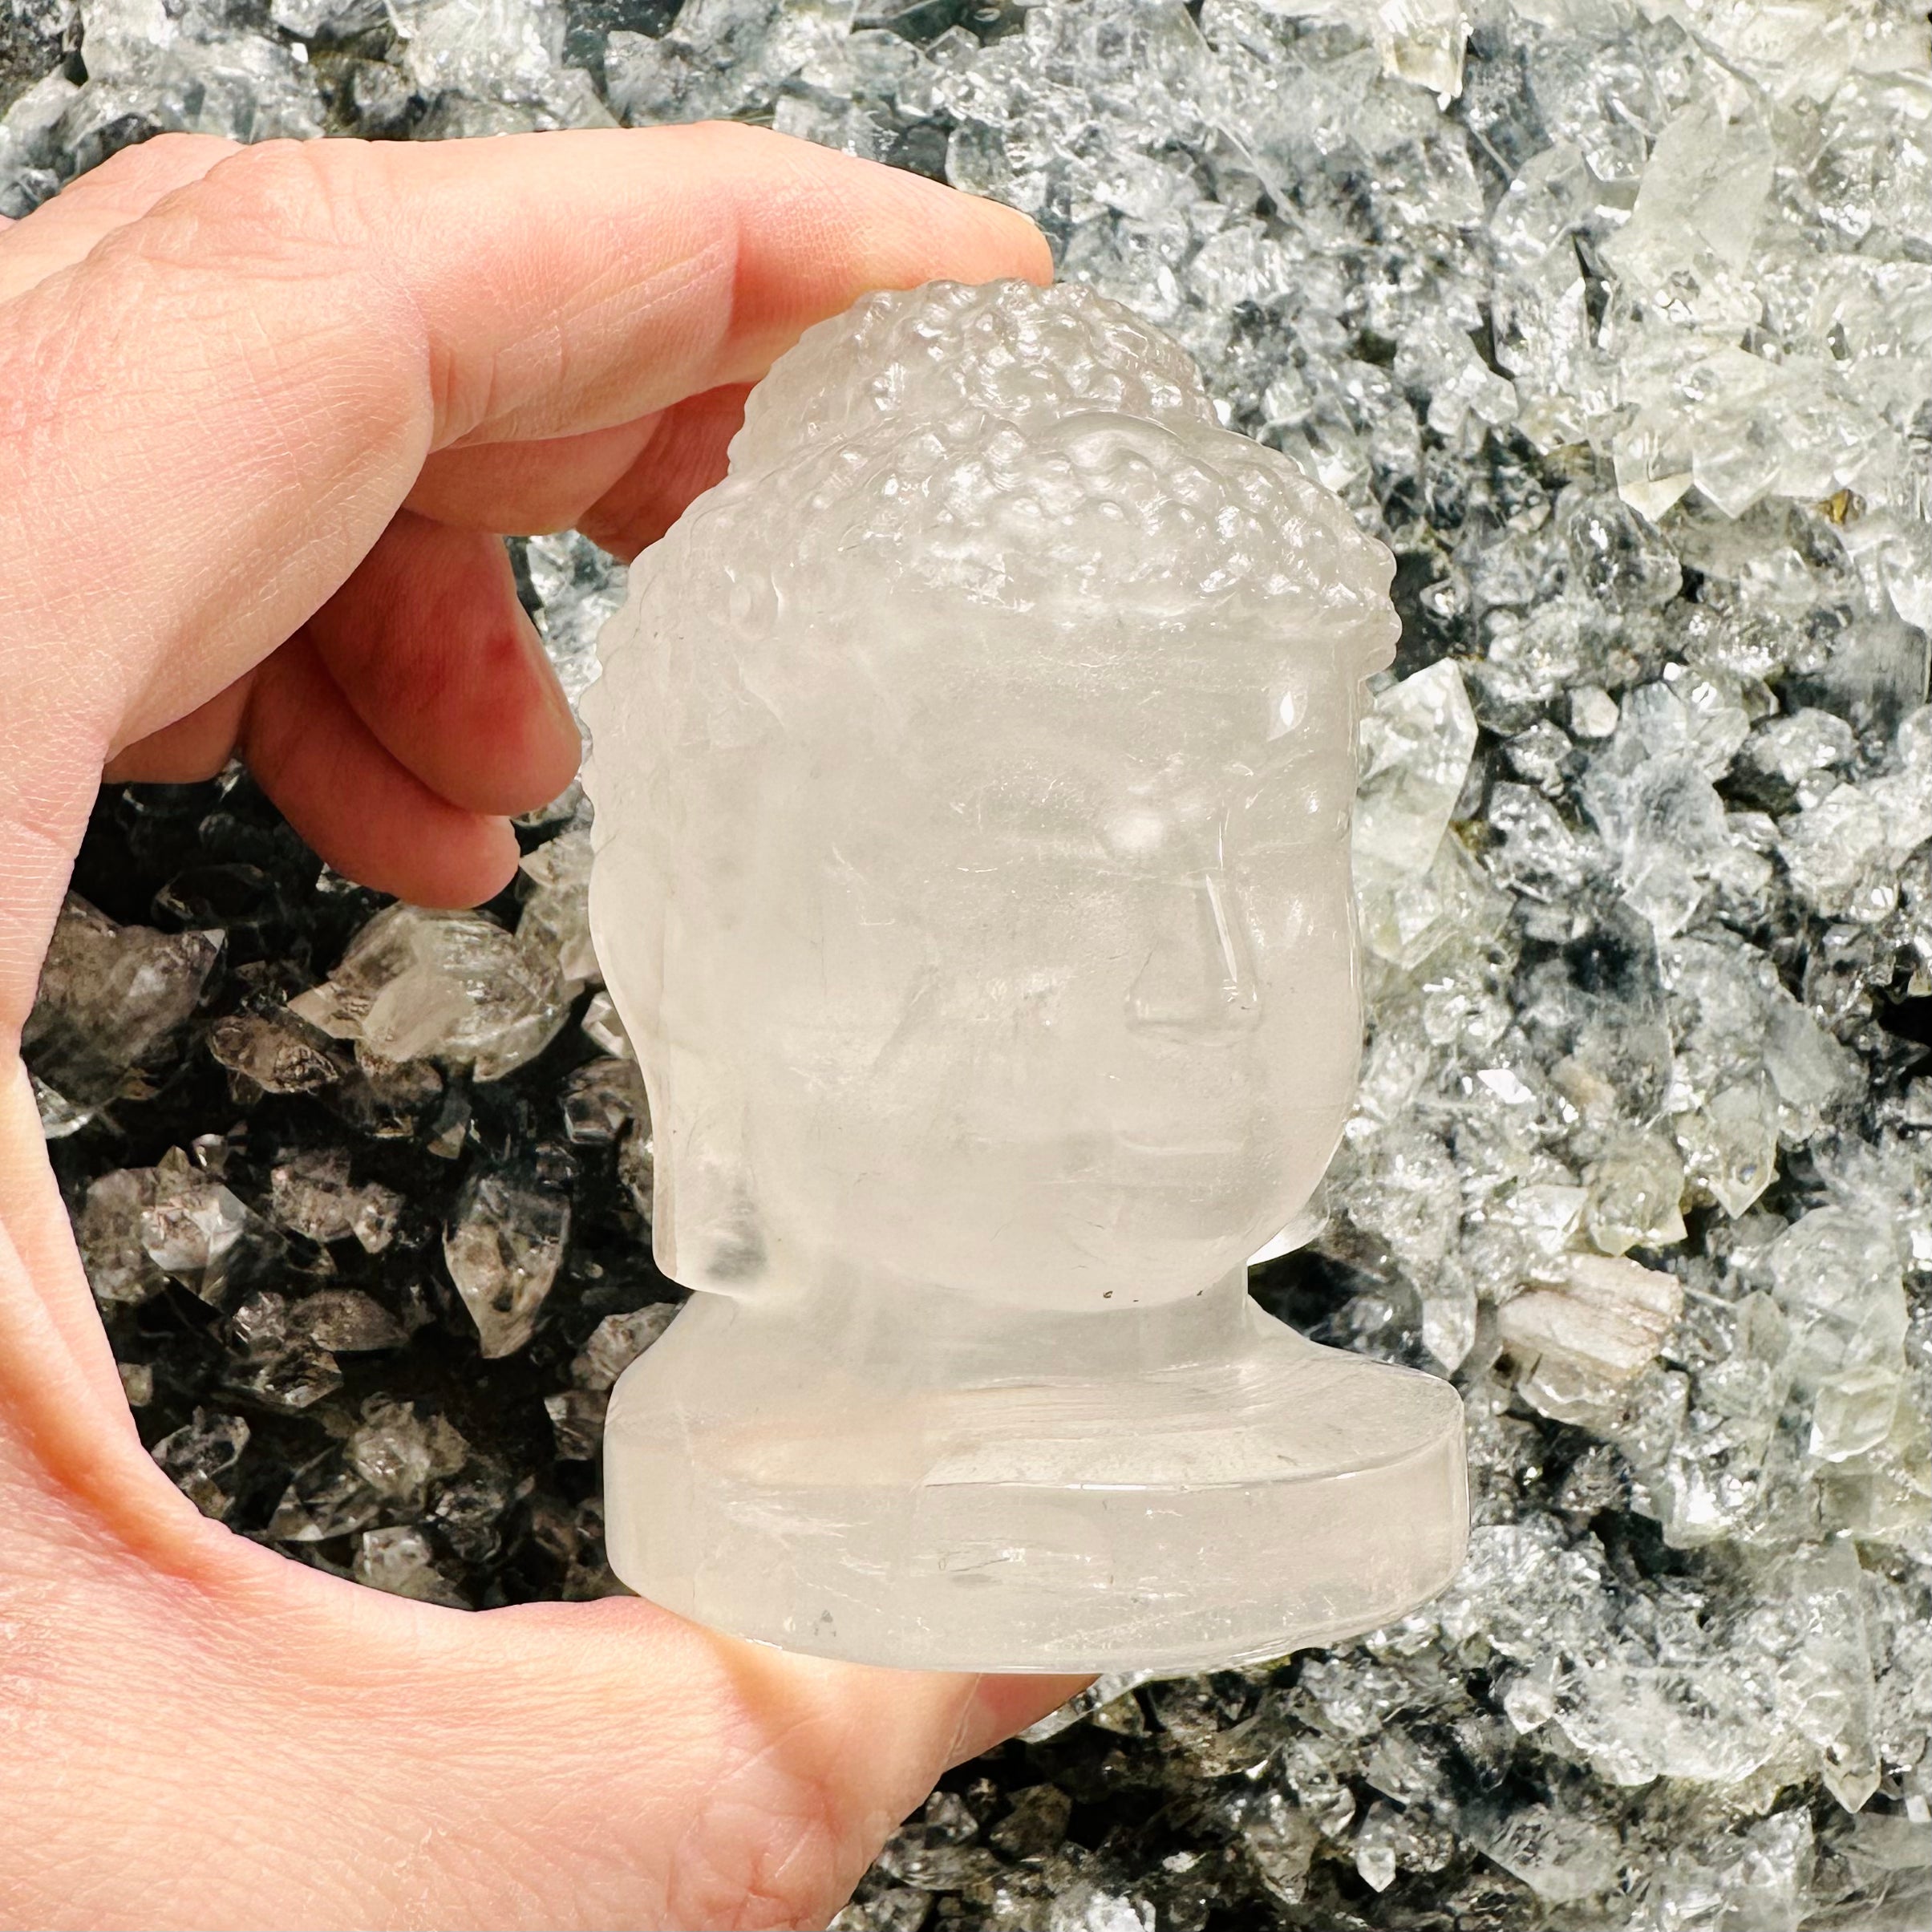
[{"xmin": 651, "ymin": 1067, "xmax": 767, "ymax": 1291}]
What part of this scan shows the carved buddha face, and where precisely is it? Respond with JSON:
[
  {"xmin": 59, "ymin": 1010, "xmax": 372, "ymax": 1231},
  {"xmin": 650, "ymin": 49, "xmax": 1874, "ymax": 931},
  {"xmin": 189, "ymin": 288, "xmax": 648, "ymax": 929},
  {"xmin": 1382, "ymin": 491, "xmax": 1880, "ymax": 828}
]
[{"xmin": 585, "ymin": 281, "xmax": 1396, "ymax": 1310}]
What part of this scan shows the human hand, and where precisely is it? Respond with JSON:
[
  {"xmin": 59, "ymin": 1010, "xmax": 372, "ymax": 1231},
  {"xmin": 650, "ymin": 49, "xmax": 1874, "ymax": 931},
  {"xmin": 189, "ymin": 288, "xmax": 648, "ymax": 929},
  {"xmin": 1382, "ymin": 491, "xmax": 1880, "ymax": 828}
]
[{"xmin": 0, "ymin": 127, "xmax": 1079, "ymax": 1930}]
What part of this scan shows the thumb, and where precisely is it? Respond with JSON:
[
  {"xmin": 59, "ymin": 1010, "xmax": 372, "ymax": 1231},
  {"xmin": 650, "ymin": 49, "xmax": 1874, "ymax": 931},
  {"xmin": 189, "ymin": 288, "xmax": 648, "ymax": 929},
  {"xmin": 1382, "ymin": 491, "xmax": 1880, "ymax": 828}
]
[{"xmin": 426, "ymin": 1597, "xmax": 1088, "ymax": 1930}]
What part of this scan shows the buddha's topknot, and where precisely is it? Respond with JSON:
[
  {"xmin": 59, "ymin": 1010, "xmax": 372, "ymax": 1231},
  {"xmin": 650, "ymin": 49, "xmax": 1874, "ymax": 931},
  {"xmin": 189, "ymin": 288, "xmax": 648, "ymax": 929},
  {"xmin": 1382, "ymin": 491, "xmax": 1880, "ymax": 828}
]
[{"xmin": 614, "ymin": 279, "xmax": 1395, "ymax": 650}]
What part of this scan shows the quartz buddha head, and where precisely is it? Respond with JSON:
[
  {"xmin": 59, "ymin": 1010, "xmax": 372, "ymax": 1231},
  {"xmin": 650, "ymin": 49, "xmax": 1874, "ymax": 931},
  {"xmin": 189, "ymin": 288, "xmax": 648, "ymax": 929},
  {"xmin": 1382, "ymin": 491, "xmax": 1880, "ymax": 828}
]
[{"xmin": 583, "ymin": 280, "xmax": 1397, "ymax": 1311}]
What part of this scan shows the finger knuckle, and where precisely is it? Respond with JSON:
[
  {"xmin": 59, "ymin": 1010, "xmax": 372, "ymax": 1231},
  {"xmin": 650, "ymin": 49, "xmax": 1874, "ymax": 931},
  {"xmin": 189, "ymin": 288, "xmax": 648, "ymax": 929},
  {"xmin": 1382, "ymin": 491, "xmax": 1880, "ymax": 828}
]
[
  {"xmin": 185, "ymin": 138, "xmax": 377, "ymax": 272},
  {"xmin": 117, "ymin": 131, "xmax": 241, "ymax": 180},
  {"xmin": 119, "ymin": 140, "xmax": 430, "ymax": 456},
  {"xmin": 67, "ymin": 132, "xmax": 237, "ymax": 209}
]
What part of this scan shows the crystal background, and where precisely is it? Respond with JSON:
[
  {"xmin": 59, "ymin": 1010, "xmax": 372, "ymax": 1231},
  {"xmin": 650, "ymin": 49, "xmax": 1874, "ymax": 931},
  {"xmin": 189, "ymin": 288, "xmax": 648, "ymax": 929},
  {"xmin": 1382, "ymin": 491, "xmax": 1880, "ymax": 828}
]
[{"xmin": 6, "ymin": 2, "xmax": 1931, "ymax": 1926}]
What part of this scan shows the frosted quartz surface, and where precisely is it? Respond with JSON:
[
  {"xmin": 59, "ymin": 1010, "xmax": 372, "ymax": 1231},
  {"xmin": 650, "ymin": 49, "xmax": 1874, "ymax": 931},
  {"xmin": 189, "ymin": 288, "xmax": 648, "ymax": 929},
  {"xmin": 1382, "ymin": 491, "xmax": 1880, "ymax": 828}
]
[
  {"xmin": 583, "ymin": 277, "xmax": 1466, "ymax": 1667},
  {"xmin": 587, "ymin": 278, "xmax": 1399, "ymax": 1310}
]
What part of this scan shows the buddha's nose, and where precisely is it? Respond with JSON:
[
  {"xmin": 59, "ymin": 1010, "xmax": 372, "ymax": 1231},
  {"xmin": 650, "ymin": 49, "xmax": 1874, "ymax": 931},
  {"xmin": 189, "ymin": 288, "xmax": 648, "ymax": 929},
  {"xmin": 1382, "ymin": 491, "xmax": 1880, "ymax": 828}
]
[{"xmin": 1125, "ymin": 869, "xmax": 1261, "ymax": 1033}]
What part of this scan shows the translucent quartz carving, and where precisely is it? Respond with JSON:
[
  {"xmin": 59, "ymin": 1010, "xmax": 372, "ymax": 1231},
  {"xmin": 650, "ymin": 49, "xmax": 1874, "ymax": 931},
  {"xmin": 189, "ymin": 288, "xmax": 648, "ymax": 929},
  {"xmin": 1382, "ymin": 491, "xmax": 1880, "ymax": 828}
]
[{"xmin": 582, "ymin": 279, "xmax": 1467, "ymax": 1671}]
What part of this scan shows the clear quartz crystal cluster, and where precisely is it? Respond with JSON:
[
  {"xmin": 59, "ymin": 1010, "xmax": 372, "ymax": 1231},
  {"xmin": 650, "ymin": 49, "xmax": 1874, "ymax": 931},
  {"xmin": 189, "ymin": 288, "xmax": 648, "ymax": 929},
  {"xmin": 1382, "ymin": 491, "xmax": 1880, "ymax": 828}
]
[{"xmin": 9, "ymin": 0, "xmax": 1930, "ymax": 1923}]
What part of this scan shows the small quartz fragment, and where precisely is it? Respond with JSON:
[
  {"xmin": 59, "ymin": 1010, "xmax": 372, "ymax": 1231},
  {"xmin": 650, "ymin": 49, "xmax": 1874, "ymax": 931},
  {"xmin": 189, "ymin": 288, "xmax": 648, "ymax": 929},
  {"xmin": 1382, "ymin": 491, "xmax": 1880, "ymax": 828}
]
[
  {"xmin": 208, "ymin": 1007, "xmax": 347, "ymax": 1093},
  {"xmin": 326, "ymin": 1050, "xmax": 448, "ymax": 1141},
  {"xmin": 140, "ymin": 1166, "xmax": 265, "ymax": 1300},
  {"xmin": 518, "ymin": 828, "xmax": 598, "ymax": 990},
  {"xmin": 269, "ymin": 1148, "xmax": 403, "ymax": 1253},
  {"xmin": 348, "ymin": 1396, "xmax": 470, "ymax": 1511},
  {"xmin": 288, "ymin": 1289, "xmax": 408, "ymax": 1353},
  {"xmin": 1477, "ymin": 1802, "xmax": 1622, "ymax": 1907},
  {"xmin": 1765, "ymin": 1209, "xmax": 1909, "ymax": 1402},
  {"xmin": 544, "ymin": 1389, "xmax": 609, "ymax": 1460},
  {"xmin": 424, "ymin": 1086, "xmax": 473, "ymax": 1159},
  {"xmin": 579, "ymin": 989, "xmax": 634, "ymax": 1060},
  {"xmin": 1569, "ymin": 687, "xmax": 1618, "ymax": 741},
  {"xmin": 33, "ymin": 1071, "xmax": 96, "ymax": 1139},
  {"xmin": 267, "ymin": 1451, "xmax": 385, "ymax": 1545},
  {"xmin": 1743, "ymin": 709, "xmax": 1857, "ymax": 804},
  {"xmin": 76, "ymin": 1146, "xmax": 279, "ymax": 1308},
  {"xmin": 353, "ymin": 1525, "xmax": 466, "ymax": 1607},
  {"xmin": 525, "ymin": 530, "xmax": 628, "ymax": 707},
  {"xmin": 617, "ymin": 1121, "xmax": 656, "ymax": 1224},
  {"xmin": 75, "ymin": 1167, "xmax": 168, "ymax": 1306},
  {"xmin": 150, "ymin": 1409, "xmax": 251, "ymax": 1521},
  {"xmin": 1810, "ymin": 1365, "xmax": 1901, "ymax": 1463},
  {"xmin": 444, "ymin": 1164, "xmax": 572, "ymax": 1357},
  {"xmin": 22, "ymin": 894, "xmax": 222, "ymax": 1115},
  {"xmin": 1677, "ymin": 1080, "xmax": 1781, "ymax": 1217},
  {"xmin": 225, "ymin": 1290, "xmax": 345, "ymax": 1412},
  {"xmin": 989, "ymin": 1784, "xmax": 1073, "ymax": 1860},
  {"xmin": 545, "ymin": 1303, "xmax": 680, "ymax": 1458},
  {"xmin": 431, "ymin": 1464, "xmax": 526, "ymax": 1565},
  {"xmin": 290, "ymin": 901, "xmax": 568, "ymax": 1081},
  {"xmin": 1352, "ymin": 660, "xmax": 1480, "ymax": 969},
  {"xmin": 561, "ymin": 1055, "xmax": 648, "ymax": 1145},
  {"xmin": 1582, "ymin": 1131, "xmax": 1687, "ymax": 1256},
  {"xmin": 573, "ymin": 1305, "xmax": 679, "ymax": 1390}
]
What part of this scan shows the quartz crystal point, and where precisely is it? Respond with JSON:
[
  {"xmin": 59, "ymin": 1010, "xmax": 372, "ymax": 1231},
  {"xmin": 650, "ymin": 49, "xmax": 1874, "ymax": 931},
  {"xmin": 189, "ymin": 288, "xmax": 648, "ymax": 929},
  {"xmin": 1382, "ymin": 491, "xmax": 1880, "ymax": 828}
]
[
  {"xmin": 290, "ymin": 901, "xmax": 568, "ymax": 1082},
  {"xmin": 151, "ymin": 1409, "xmax": 252, "ymax": 1521},
  {"xmin": 268, "ymin": 1147, "xmax": 403, "ymax": 1252},
  {"xmin": 75, "ymin": 1144, "xmax": 280, "ymax": 1308},
  {"xmin": 583, "ymin": 278, "xmax": 1468, "ymax": 1670},
  {"xmin": 442, "ymin": 1163, "xmax": 570, "ymax": 1358},
  {"xmin": 24, "ymin": 893, "xmax": 222, "ymax": 1125}
]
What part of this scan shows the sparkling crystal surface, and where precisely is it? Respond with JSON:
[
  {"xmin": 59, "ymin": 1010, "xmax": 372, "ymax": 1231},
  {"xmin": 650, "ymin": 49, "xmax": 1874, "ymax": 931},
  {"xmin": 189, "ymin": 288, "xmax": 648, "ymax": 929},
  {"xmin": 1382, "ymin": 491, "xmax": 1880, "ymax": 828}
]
[{"xmin": 11, "ymin": 0, "xmax": 1931, "ymax": 1922}]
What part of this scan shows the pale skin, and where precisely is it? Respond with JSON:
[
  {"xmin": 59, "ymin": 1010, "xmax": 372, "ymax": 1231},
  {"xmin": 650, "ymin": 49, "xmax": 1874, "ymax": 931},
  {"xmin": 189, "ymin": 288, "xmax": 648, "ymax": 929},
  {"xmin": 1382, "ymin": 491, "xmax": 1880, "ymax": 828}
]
[{"xmin": 0, "ymin": 125, "xmax": 1085, "ymax": 1930}]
